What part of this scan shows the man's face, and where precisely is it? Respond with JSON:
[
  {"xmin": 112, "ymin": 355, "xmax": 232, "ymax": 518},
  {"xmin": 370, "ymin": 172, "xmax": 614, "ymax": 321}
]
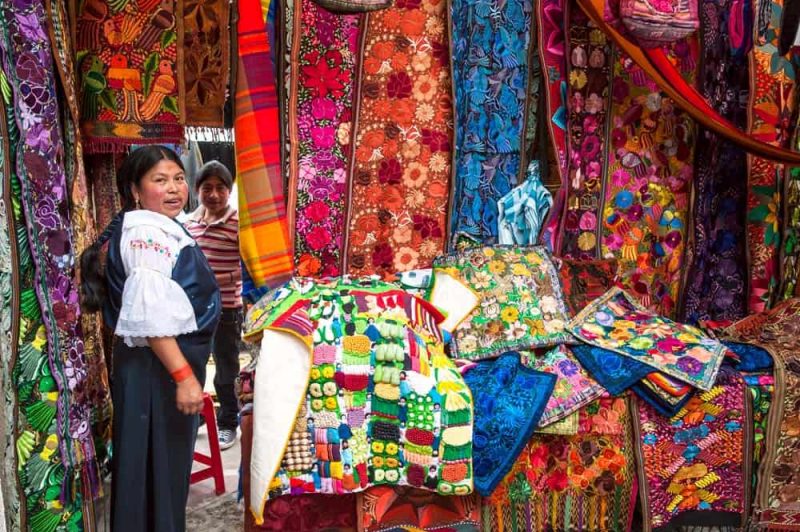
[{"xmin": 198, "ymin": 175, "xmax": 230, "ymax": 216}]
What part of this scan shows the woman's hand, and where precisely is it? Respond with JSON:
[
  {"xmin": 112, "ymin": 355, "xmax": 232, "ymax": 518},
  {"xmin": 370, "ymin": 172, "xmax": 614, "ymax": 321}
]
[{"xmin": 176, "ymin": 375, "xmax": 205, "ymax": 415}]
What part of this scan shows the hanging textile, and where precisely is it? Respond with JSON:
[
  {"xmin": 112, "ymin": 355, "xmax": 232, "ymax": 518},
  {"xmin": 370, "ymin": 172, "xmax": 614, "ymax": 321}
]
[
  {"xmin": 782, "ymin": 165, "xmax": 800, "ymax": 299},
  {"xmin": 481, "ymin": 396, "xmax": 638, "ymax": 532},
  {"xmin": 0, "ymin": 71, "xmax": 19, "ymax": 532},
  {"xmin": 745, "ymin": 373, "xmax": 774, "ymax": 501},
  {"xmin": 598, "ymin": 40, "xmax": 696, "ymax": 317},
  {"xmin": 86, "ymin": 154, "xmax": 123, "ymax": 236},
  {"xmin": 184, "ymin": 0, "xmax": 230, "ymax": 127},
  {"xmin": 359, "ymin": 487, "xmax": 482, "ymax": 531},
  {"xmin": 497, "ymin": 161, "xmax": 553, "ymax": 246},
  {"xmin": 679, "ymin": 0, "xmax": 750, "ymax": 324},
  {"xmin": 519, "ymin": 39, "xmax": 542, "ymax": 182},
  {"xmin": 235, "ymin": 0, "xmax": 294, "ymax": 296},
  {"xmin": 633, "ymin": 367, "xmax": 751, "ymax": 530},
  {"xmin": 344, "ymin": 0, "xmax": 452, "ymax": 277},
  {"xmin": 280, "ymin": 0, "xmax": 295, "ymax": 190},
  {"xmin": 556, "ymin": 257, "xmax": 618, "ymax": 316},
  {"xmin": 287, "ymin": 0, "xmax": 360, "ymax": 278},
  {"xmin": 746, "ymin": 0, "xmax": 797, "ymax": 313},
  {"xmin": 75, "ymin": 0, "xmax": 185, "ymax": 152},
  {"xmin": 537, "ymin": 0, "xmax": 569, "ymax": 251},
  {"xmin": 722, "ymin": 299, "xmax": 800, "ymax": 528},
  {"xmin": 558, "ymin": 5, "xmax": 612, "ymax": 259},
  {"xmin": 449, "ymin": 0, "xmax": 533, "ymax": 246},
  {"xmin": 1, "ymin": 0, "xmax": 101, "ymax": 504}
]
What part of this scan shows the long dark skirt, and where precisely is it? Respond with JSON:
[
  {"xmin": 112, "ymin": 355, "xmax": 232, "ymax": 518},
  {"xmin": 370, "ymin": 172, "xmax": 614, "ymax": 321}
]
[{"xmin": 110, "ymin": 339, "xmax": 210, "ymax": 532}]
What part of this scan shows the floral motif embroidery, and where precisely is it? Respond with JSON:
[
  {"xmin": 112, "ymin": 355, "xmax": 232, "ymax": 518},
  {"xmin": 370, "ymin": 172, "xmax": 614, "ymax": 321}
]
[
  {"xmin": 560, "ymin": 11, "xmax": 611, "ymax": 259},
  {"xmin": 601, "ymin": 44, "xmax": 696, "ymax": 317},
  {"xmin": 635, "ymin": 368, "xmax": 749, "ymax": 530},
  {"xmin": 745, "ymin": 374, "xmax": 774, "ymax": 501},
  {"xmin": 781, "ymin": 166, "xmax": 800, "ymax": 300},
  {"xmin": 345, "ymin": 0, "xmax": 452, "ymax": 277},
  {"xmin": 679, "ymin": 0, "xmax": 749, "ymax": 324},
  {"xmin": 129, "ymin": 238, "xmax": 173, "ymax": 258},
  {"xmin": 434, "ymin": 246, "xmax": 571, "ymax": 361},
  {"xmin": 449, "ymin": 0, "xmax": 533, "ymax": 245},
  {"xmin": 569, "ymin": 288, "xmax": 726, "ymax": 391},
  {"xmin": 746, "ymin": 0, "xmax": 796, "ymax": 312},
  {"xmin": 290, "ymin": 0, "xmax": 360, "ymax": 277}
]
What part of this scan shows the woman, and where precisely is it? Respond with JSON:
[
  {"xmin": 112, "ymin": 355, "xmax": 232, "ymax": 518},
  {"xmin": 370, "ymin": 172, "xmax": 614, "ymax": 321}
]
[{"xmin": 80, "ymin": 146, "xmax": 221, "ymax": 532}]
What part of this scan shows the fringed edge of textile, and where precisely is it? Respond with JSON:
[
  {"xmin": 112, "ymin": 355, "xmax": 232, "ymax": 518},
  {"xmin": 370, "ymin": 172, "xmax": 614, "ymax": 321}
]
[{"xmin": 81, "ymin": 124, "xmax": 186, "ymax": 154}]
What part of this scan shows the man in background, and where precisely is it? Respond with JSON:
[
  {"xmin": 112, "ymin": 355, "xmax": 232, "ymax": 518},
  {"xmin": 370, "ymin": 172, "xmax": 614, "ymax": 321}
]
[{"xmin": 185, "ymin": 161, "xmax": 242, "ymax": 450}]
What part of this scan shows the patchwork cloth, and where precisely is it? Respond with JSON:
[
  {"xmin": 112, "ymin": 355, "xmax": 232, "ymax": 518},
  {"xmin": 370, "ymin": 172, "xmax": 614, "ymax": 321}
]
[
  {"xmin": 75, "ymin": 0, "xmax": 185, "ymax": 151},
  {"xmin": 482, "ymin": 396, "xmax": 638, "ymax": 531},
  {"xmin": 523, "ymin": 346, "xmax": 605, "ymax": 427},
  {"xmin": 432, "ymin": 246, "xmax": 571, "ymax": 361},
  {"xmin": 245, "ymin": 277, "xmax": 474, "ymax": 524},
  {"xmin": 568, "ymin": 287, "xmax": 726, "ymax": 390},
  {"xmin": 633, "ymin": 367, "xmax": 751, "ymax": 531},
  {"xmin": 463, "ymin": 353, "xmax": 556, "ymax": 496}
]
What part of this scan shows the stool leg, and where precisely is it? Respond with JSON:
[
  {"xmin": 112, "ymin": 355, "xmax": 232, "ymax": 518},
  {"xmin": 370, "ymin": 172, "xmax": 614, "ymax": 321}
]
[{"xmin": 203, "ymin": 395, "xmax": 227, "ymax": 495}]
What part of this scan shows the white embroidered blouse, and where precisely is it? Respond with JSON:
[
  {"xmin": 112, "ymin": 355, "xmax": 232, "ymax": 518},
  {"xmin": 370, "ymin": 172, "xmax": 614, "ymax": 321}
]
[{"xmin": 114, "ymin": 210, "xmax": 199, "ymax": 347}]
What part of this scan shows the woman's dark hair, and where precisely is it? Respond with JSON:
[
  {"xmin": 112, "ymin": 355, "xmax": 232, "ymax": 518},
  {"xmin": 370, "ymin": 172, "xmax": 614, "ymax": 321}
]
[{"xmin": 80, "ymin": 145, "xmax": 185, "ymax": 312}]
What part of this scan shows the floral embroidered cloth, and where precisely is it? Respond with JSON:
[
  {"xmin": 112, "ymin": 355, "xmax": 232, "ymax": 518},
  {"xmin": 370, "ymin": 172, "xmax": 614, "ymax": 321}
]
[
  {"xmin": 570, "ymin": 343, "xmax": 652, "ymax": 395},
  {"xmin": 432, "ymin": 246, "xmax": 571, "ymax": 361},
  {"xmin": 556, "ymin": 258, "xmax": 619, "ymax": 316},
  {"xmin": 634, "ymin": 367, "xmax": 750, "ymax": 531},
  {"xmin": 244, "ymin": 277, "xmax": 473, "ymax": 524},
  {"xmin": 523, "ymin": 346, "xmax": 606, "ymax": 427},
  {"xmin": 482, "ymin": 397, "xmax": 637, "ymax": 532},
  {"xmin": 568, "ymin": 287, "xmax": 726, "ymax": 390},
  {"xmin": 463, "ymin": 352, "xmax": 556, "ymax": 495}
]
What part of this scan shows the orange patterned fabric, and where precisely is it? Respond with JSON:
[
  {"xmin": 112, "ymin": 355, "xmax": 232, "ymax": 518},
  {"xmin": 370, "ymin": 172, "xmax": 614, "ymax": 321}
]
[{"xmin": 344, "ymin": 0, "xmax": 452, "ymax": 277}]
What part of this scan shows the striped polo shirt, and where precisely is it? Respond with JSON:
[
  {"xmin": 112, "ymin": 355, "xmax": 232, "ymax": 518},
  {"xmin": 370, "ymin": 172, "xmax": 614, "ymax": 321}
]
[{"xmin": 185, "ymin": 206, "xmax": 242, "ymax": 309}]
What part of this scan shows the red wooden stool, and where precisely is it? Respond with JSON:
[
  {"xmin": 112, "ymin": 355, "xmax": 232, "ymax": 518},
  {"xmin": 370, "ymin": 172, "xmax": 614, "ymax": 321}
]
[{"xmin": 190, "ymin": 393, "xmax": 226, "ymax": 495}]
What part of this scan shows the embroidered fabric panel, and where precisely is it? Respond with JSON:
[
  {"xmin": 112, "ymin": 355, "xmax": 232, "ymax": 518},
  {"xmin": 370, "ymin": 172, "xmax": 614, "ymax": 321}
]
[
  {"xmin": 449, "ymin": 0, "xmax": 533, "ymax": 245},
  {"xmin": 746, "ymin": 0, "xmax": 796, "ymax": 313},
  {"xmin": 723, "ymin": 341, "xmax": 773, "ymax": 373},
  {"xmin": 635, "ymin": 368, "xmax": 749, "ymax": 530},
  {"xmin": 537, "ymin": 0, "xmax": 569, "ymax": 252},
  {"xmin": 536, "ymin": 410, "xmax": 579, "ymax": 435},
  {"xmin": 556, "ymin": 257, "xmax": 618, "ymax": 316},
  {"xmin": 360, "ymin": 486, "xmax": 481, "ymax": 531},
  {"xmin": 781, "ymin": 166, "xmax": 800, "ymax": 300},
  {"xmin": 600, "ymin": 44, "xmax": 696, "ymax": 317},
  {"xmin": 523, "ymin": 346, "xmax": 605, "ymax": 426},
  {"xmin": 569, "ymin": 288, "xmax": 726, "ymax": 391},
  {"xmin": 482, "ymin": 397, "xmax": 637, "ymax": 532},
  {"xmin": 0, "ymin": 0, "xmax": 101, "ymax": 503},
  {"xmin": 290, "ymin": 0, "xmax": 360, "ymax": 278},
  {"xmin": 745, "ymin": 374, "xmax": 774, "ymax": 502},
  {"xmin": 679, "ymin": 0, "xmax": 749, "ymax": 324},
  {"xmin": 722, "ymin": 300, "xmax": 800, "ymax": 526},
  {"xmin": 463, "ymin": 353, "xmax": 556, "ymax": 495},
  {"xmin": 258, "ymin": 278, "xmax": 474, "ymax": 498},
  {"xmin": 75, "ymin": 0, "xmax": 185, "ymax": 151},
  {"xmin": 183, "ymin": 0, "xmax": 230, "ymax": 127},
  {"xmin": 345, "ymin": 0, "xmax": 452, "ymax": 277},
  {"xmin": 434, "ymin": 246, "xmax": 571, "ymax": 361},
  {"xmin": 559, "ymin": 8, "xmax": 611, "ymax": 259},
  {"xmin": 570, "ymin": 343, "xmax": 651, "ymax": 395}
]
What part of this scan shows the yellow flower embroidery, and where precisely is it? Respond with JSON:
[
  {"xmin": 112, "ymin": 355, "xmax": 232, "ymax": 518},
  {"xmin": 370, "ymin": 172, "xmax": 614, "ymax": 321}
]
[
  {"xmin": 488, "ymin": 260, "xmax": 507, "ymax": 274},
  {"xmin": 501, "ymin": 306, "xmax": 520, "ymax": 323}
]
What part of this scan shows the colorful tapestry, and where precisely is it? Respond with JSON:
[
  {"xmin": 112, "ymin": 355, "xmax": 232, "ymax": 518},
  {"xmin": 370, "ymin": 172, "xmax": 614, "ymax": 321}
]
[
  {"xmin": 246, "ymin": 277, "xmax": 473, "ymax": 524},
  {"xmin": 1, "ymin": 0, "xmax": 101, "ymax": 503},
  {"xmin": 288, "ymin": 0, "xmax": 359, "ymax": 278},
  {"xmin": 569, "ymin": 288, "xmax": 726, "ymax": 390},
  {"xmin": 184, "ymin": 0, "xmax": 230, "ymax": 126},
  {"xmin": 680, "ymin": 0, "xmax": 749, "ymax": 324},
  {"xmin": 556, "ymin": 257, "xmax": 618, "ymax": 316},
  {"xmin": 722, "ymin": 299, "xmax": 800, "ymax": 527},
  {"xmin": 482, "ymin": 396, "xmax": 637, "ymax": 532},
  {"xmin": 571, "ymin": 343, "xmax": 651, "ymax": 395},
  {"xmin": 537, "ymin": 0, "xmax": 569, "ymax": 252},
  {"xmin": 432, "ymin": 246, "xmax": 571, "ymax": 361},
  {"xmin": 746, "ymin": 0, "xmax": 796, "ymax": 313},
  {"xmin": 345, "ymin": 0, "xmax": 452, "ymax": 277},
  {"xmin": 559, "ymin": 8, "xmax": 612, "ymax": 259},
  {"xmin": 449, "ymin": 0, "xmax": 533, "ymax": 246},
  {"xmin": 523, "ymin": 346, "xmax": 605, "ymax": 427},
  {"xmin": 497, "ymin": 162, "xmax": 553, "ymax": 247},
  {"xmin": 360, "ymin": 487, "xmax": 481, "ymax": 531},
  {"xmin": 463, "ymin": 353, "xmax": 556, "ymax": 495},
  {"xmin": 745, "ymin": 374, "xmax": 774, "ymax": 502},
  {"xmin": 633, "ymin": 368, "xmax": 750, "ymax": 530},
  {"xmin": 75, "ymin": 0, "xmax": 185, "ymax": 151},
  {"xmin": 235, "ymin": 0, "xmax": 294, "ymax": 297},
  {"xmin": 599, "ymin": 42, "xmax": 696, "ymax": 317},
  {"xmin": 782, "ymin": 165, "xmax": 800, "ymax": 300}
]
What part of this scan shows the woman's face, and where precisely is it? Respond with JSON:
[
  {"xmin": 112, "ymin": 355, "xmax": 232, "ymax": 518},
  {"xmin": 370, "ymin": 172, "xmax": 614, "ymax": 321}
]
[{"xmin": 132, "ymin": 160, "xmax": 188, "ymax": 218}]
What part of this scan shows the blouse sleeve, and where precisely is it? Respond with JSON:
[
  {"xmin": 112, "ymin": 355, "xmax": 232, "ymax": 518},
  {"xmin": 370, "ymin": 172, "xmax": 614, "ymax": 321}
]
[{"xmin": 114, "ymin": 224, "xmax": 198, "ymax": 347}]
